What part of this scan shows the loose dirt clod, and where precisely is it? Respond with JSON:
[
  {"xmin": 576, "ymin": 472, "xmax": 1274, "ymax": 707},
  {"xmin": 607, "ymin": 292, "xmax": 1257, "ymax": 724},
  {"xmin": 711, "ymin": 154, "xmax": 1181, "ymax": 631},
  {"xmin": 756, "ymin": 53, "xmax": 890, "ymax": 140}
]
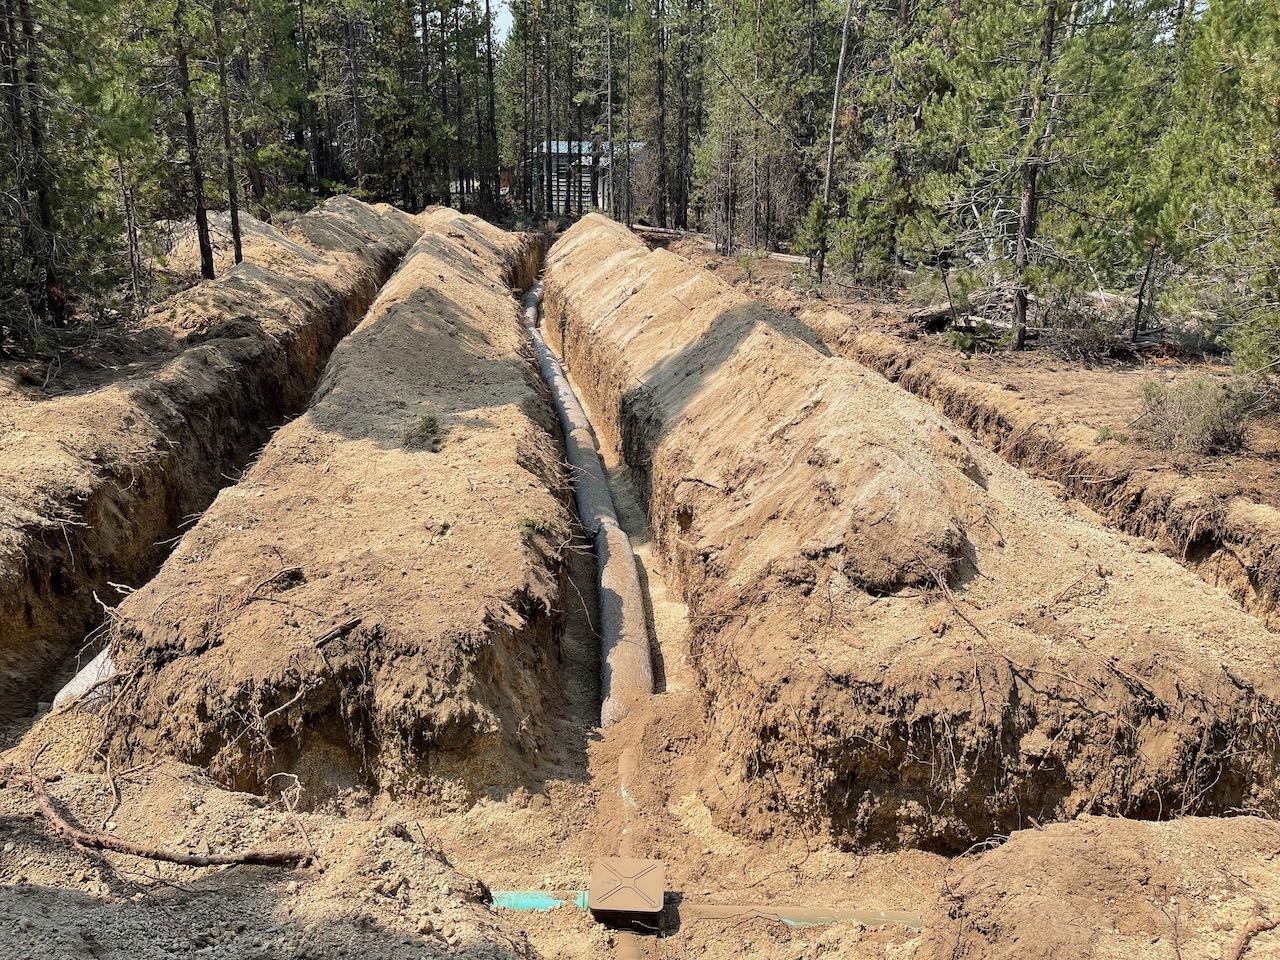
[
  {"xmin": 0, "ymin": 198, "xmax": 422, "ymax": 725},
  {"xmin": 94, "ymin": 212, "xmax": 569, "ymax": 803},
  {"xmin": 544, "ymin": 214, "xmax": 1280, "ymax": 852}
]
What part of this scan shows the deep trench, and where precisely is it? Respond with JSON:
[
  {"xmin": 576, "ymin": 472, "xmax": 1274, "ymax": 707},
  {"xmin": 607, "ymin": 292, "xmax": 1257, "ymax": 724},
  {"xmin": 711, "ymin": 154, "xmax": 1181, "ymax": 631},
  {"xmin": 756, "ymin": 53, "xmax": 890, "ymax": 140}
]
[{"xmin": 1, "ymin": 244, "xmax": 412, "ymax": 735}]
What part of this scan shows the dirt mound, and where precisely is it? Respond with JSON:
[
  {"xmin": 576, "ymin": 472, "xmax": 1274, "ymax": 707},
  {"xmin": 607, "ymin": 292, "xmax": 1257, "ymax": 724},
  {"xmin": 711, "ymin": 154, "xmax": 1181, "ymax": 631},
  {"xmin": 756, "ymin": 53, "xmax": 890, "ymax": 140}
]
[
  {"xmin": 155, "ymin": 211, "xmax": 318, "ymax": 279},
  {"xmin": 0, "ymin": 760, "xmax": 534, "ymax": 959},
  {"xmin": 798, "ymin": 318, "xmax": 1280, "ymax": 635},
  {"xmin": 0, "ymin": 198, "xmax": 422, "ymax": 725},
  {"xmin": 93, "ymin": 213, "xmax": 568, "ymax": 803},
  {"xmin": 673, "ymin": 243, "xmax": 1280, "ymax": 636},
  {"xmin": 543, "ymin": 214, "xmax": 1280, "ymax": 852},
  {"xmin": 917, "ymin": 815, "xmax": 1280, "ymax": 959}
]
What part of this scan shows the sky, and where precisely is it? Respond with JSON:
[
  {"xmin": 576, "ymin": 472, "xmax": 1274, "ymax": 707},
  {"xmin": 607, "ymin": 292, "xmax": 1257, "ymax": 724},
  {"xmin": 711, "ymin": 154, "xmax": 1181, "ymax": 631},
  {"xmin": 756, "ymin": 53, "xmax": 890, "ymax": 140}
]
[{"xmin": 495, "ymin": 0, "xmax": 513, "ymax": 41}]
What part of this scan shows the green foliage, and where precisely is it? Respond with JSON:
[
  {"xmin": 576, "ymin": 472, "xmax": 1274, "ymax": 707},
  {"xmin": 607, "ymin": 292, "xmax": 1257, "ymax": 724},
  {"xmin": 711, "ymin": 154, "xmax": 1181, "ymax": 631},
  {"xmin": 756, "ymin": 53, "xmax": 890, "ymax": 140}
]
[
  {"xmin": 1139, "ymin": 376, "xmax": 1257, "ymax": 454},
  {"xmin": 404, "ymin": 413, "xmax": 443, "ymax": 452},
  {"xmin": 517, "ymin": 515, "xmax": 553, "ymax": 541}
]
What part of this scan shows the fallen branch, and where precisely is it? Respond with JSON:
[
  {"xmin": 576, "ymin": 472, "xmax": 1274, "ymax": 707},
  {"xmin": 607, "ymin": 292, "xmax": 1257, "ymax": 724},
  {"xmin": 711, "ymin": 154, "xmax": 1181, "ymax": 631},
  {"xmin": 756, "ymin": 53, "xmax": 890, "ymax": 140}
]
[
  {"xmin": 21, "ymin": 770, "xmax": 309, "ymax": 868},
  {"xmin": 314, "ymin": 617, "xmax": 362, "ymax": 649}
]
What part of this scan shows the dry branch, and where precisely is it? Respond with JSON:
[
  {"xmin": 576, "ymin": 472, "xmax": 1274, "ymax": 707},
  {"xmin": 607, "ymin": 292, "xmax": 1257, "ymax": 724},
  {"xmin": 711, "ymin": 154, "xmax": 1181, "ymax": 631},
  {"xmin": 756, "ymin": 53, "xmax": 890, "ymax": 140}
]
[{"xmin": 21, "ymin": 770, "xmax": 309, "ymax": 868}]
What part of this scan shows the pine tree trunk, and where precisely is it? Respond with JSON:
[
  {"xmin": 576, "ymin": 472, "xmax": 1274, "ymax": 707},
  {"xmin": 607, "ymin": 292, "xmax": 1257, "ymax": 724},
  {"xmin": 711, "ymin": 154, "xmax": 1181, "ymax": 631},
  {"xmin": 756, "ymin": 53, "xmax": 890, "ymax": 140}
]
[
  {"xmin": 213, "ymin": 0, "xmax": 242, "ymax": 264},
  {"xmin": 297, "ymin": 0, "xmax": 319, "ymax": 183},
  {"xmin": 116, "ymin": 156, "xmax": 143, "ymax": 303},
  {"xmin": 17, "ymin": 0, "xmax": 61, "ymax": 313},
  {"xmin": 605, "ymin": 0, "xmax": 614, "ymax": 217},
  {"xmin": 1134, "ymin": 242, "xmax": 1157, "ymax": 343},
  {"xmin": 485, "ymin": 0, "xmax": 497, "ymax": 212},
  {"xmin": 439, "ymin": 1, "xmax": 451, "ymax": 205},
  {"xmin": 347, "ymin": 15, "xmax": 366, "ymax": 188},
  {"xmin": 544, "ymin": 0, "xmax": 553, "ymax": 213},
  {"xmin": 816, "ymin": 0, "xmax": 854, "ymax": 284},
  {"xmin": 0, "ymin": 0, "xmax": 34, "ymax": 268},
  {"xmin": 674, "ymin": 0, "xmax": 689, "ymax": 229},
  {"xmin": 623, "ymin": 0, "xmax": 632, "ymax": 226},
  {"xmin": 174, "ymin": 0, "xmax": 215, "ymax": 281},
  {"xmin": 1012, "ymin": 0, "xmax": 1059, "ymax": 350},
  {"xmin": 654, "ymin": 0, "xmax": 668, "ymax": 227}
]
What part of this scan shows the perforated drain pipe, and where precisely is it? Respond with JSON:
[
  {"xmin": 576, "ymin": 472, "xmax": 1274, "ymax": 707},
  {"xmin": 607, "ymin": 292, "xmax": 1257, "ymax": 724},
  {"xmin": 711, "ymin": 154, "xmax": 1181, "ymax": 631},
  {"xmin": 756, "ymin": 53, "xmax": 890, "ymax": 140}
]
[{"xmin": 524, "ymin": 282, "xmax": 654, "ymax": 727}]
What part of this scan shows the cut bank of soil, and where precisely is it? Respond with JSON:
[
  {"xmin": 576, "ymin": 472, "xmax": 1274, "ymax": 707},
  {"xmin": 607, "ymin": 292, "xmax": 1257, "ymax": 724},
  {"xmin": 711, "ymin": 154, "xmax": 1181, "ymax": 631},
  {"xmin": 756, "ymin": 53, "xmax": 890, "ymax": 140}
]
[
  {"xmin": 917, "ymin": 814, "xmax": 1280, "ymax": 959},
  {"xmin": 671, "ymin": 239, "xmax": 1280, "ymax": 634},
  {"xmin": 99, "ymin": 212, "xmax": 569, "ymax": 802},
  {"xmin": 544, "ymin": 214, "xmax": 1280, "ymax": 853},
  {"xmin": 0, "ymin": 197, "xmax": 422, "ymax": 724}
]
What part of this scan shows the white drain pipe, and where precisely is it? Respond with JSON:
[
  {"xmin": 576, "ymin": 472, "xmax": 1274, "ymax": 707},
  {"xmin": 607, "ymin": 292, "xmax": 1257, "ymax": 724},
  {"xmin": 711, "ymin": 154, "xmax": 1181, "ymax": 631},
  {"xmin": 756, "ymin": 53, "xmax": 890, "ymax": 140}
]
[{"xmin": 524, "ymin": 283, "xmax": 654, "ymax": 726}]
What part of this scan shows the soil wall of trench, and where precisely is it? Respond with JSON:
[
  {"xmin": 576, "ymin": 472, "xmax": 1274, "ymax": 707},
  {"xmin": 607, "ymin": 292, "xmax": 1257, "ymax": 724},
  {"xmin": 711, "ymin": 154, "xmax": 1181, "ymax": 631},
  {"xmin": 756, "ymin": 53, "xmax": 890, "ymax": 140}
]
[
  {"xmin": 0, "ymin": 197, "xmax": 423, "ymax": 722},
  {"xmin": 99, "ymin": 211, "xmax": 568, "ymax": 802},
  {"xmin": 543, "ymin": 214, "xmax": 1280, "ymax": 853}
]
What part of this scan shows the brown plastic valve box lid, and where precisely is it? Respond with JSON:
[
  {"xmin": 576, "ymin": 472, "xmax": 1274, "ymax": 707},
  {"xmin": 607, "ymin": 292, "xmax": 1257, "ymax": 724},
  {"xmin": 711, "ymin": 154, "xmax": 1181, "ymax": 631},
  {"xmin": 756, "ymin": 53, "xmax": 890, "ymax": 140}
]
[{"xmin": 588, "ymin": 857, "xmax": 665, "ymax": 921}]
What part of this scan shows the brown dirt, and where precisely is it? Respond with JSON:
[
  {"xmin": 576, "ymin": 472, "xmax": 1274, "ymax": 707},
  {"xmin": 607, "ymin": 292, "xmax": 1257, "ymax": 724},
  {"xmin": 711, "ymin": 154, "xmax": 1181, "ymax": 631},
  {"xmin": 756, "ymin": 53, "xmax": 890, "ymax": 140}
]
[
  {"xmin": 1, "ymin": 210, "xmax": 942, "ymax": 960},
  {"xmin": 543, "ymin": 214, "xmax": 1280, "ymax": 853},
  {"xmin": 155, "ymin": 210, "xmax": 323, "ymax": 281},
  {"xmin": 85, "ymin": 213, "xmax": 568, "ymax": 803},
  {"xmin": 917, "ymin": 815, "xmax": 1280, "ymax": 960},
  {"xmin": 0, "ymin": 756, "xmax": 537, "ymax": 959},
  {"xmin": 0, "ymin": 197, "xmax": 422, "ymax": 725},
  {"xmin": 671, "ymin": 237, "xmax": 1280, "ymax": 634}
]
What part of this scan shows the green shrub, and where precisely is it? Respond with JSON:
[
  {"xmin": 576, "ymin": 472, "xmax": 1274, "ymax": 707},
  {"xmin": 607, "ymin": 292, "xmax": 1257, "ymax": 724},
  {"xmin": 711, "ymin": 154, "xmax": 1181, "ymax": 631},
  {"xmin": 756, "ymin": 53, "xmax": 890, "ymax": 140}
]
[
  {"xmin": 404, "ymin": 414, "xmax": 442, "ymax": 452},
  {"xmin": 1138, "ymin": 376, "xmax": 1255, "ymax": 455},
  {"xmin": 517, "ymin": 516, "xmax": 553, "ymax": 542}
]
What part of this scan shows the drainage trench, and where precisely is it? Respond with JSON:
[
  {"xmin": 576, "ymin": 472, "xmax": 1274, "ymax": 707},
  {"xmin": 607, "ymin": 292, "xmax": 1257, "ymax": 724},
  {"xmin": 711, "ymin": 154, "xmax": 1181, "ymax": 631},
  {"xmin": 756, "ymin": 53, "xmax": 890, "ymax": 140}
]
[
  {"xmin": 24, "ymin": 201, "xmax": 424, "ymax": 728},
  {"xmin": 518, "ymin": 279, "xmax": 924, "ymax": 952}
]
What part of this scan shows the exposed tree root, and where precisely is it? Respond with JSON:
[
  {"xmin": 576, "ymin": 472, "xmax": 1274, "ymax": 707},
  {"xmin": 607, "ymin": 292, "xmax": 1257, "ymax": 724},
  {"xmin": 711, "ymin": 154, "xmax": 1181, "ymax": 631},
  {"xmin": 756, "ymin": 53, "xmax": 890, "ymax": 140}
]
[
  {"xmin": 20, "ymin": 769, "xmax": 310, "ymax": 868},
  {"xmin": 1229, "ymin": 917, "xmax": 1278, "ymax": 960}
]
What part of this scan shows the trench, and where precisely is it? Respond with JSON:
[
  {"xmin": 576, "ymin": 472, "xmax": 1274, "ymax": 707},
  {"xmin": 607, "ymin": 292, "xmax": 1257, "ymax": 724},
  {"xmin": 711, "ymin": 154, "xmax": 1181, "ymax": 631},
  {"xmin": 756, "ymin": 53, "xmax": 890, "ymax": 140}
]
[
  {"xmin": 1, "ymin": 208, "xmax": 418, "ymax": 734},
  {"xmin": 466, "ymin": 279, "xmax": 928, "ymax": 957}
]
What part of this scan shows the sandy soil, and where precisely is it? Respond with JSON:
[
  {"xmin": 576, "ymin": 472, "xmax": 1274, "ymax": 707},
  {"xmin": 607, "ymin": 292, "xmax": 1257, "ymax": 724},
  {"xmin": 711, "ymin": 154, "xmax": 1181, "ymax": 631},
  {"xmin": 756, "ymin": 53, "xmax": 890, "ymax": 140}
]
[
  {"xmin": 0, "ymin": 198, "xmax": 422, "ymax": 726},
  {"xmin": 5, "ymin": 212, "xmax": 1278, "ymax": 960},
  {"xmin": 917, "ymin": 815, "xmax": 1280, "ymax": 959},
  {"xmin": 80, "ymin": 213, "xmax": 569, "ymax": 804},
  {"xmin": 544, "ymin": 215, "xmax": 1280, "ymax": 854},
  {"xmin": 670, "ymin": 238, "xmax": 1280, "ymax": 633},
  {"xmin": 0, "ymin": 755, "xmax": 537, "ymax": 959}
]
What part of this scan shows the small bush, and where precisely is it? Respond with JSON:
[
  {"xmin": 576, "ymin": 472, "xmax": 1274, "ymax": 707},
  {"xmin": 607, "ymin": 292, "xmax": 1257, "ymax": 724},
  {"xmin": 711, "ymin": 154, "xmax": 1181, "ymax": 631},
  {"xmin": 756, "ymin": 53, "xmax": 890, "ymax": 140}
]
[
  {"xmin": 404, "ymin": 414, "xmax": 442, "ymax": 452},
  {"xmin": 1093, "ymin": 425, "xmax": 1129, "ymax": 445},
  {"xmin": 1138, "ymin": 376, "xmax": 1256, "ymax": 455}
]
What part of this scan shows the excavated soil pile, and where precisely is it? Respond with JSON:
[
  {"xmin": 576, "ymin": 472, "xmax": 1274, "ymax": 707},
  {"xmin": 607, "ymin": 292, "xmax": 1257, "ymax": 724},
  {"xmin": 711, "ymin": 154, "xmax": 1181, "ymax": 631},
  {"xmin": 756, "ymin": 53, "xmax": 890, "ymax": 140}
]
[
  {"xmin": 671, "ymin": 243, "xmax": 1280, "ymax": 636},
  {"xmin": 98, "ymin": 213, "xmax": 568, "ymax": 802},
  {"xmin": 917, "ymin": 814, "xmax": 1280, "ymax": 959},
  {"xmin": 0, "ymin": 759, "xmax": 535, "ymax": 959},
  {"xmin": 796, "ymin": 312, "xmax": 1280, "ymax": 634},
  {"xmin": 543, "ymin": 214, "xmax": 1280, "ymax": 852},
  {"xmin": 0, "ymin": 198, "xmax": 421, "ymax": 723},
  {"xmin": 157, "ymin": 211, "xmax": 321, "ymax": 279}
]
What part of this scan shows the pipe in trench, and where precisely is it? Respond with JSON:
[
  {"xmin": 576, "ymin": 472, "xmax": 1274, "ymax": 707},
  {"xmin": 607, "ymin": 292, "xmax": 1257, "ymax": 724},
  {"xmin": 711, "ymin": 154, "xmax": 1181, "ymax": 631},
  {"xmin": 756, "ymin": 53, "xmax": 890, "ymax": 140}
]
[
  {"xmin": 490, "ymin": 889, "xmax": 924, "ymax": 933},
  {"xmin": 524, "ymin": 282, "xmax": 654, "ymax": 727}
]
